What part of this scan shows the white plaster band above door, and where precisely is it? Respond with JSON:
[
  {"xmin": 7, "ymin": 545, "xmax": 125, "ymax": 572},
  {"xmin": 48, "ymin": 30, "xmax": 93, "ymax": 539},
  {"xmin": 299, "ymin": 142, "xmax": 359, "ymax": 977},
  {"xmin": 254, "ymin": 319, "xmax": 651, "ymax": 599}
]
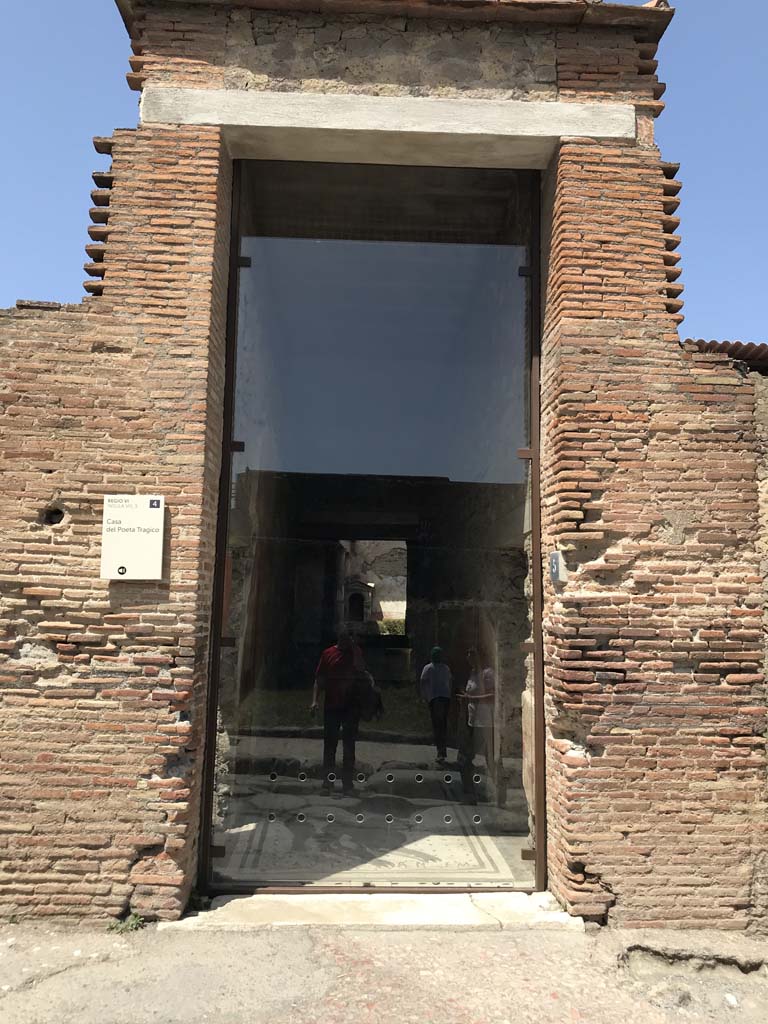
[{"xmin": 140, "ymin": 86, "xmax": 637, "ymax": 168}]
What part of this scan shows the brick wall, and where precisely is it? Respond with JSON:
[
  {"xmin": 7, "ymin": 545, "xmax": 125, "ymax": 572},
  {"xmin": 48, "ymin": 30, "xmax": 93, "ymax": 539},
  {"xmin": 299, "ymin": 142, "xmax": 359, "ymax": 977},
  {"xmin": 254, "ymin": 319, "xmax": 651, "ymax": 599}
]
[
  {"xmin": 2, "ymin": 0, "xmax": 764, "ymax": 928},
  {"xmin": 0, "ymin": 124, "xmax": 230, "ymax": 921},
  {"xmin": 540, "ymin": 138, "xmax": 767, "ymax": 929},
  {"xmin": 749, "ymin": 373, "xmax": 768, "ymax": 931},
  {"xmin": 556, "ymin": 27, "xmax": 661, "ymax": 103}
]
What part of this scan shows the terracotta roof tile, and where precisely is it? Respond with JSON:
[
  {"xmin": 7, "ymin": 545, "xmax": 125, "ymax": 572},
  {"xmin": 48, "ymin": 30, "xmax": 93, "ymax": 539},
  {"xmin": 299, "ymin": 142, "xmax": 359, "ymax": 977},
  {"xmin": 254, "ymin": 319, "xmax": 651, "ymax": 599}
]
[{"xmin": 692, "ymin": 339, "xmax": 768, "ymax": 371}]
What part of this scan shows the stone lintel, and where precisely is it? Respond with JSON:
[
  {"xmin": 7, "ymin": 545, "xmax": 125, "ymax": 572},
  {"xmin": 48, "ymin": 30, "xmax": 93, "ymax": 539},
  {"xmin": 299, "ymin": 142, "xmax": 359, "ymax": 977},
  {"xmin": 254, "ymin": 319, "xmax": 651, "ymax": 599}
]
[{"xmin": 141, "ymin": 87, "xmax": 637, "ymax": 169}]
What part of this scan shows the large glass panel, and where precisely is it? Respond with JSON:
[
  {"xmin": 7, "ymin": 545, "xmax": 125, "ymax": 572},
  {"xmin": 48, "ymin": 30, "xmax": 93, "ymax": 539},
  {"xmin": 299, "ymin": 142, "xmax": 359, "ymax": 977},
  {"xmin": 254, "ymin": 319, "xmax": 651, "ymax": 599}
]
[{"xmin": 211, "ymin": 163, "xmax": 537, "ymax": 889}]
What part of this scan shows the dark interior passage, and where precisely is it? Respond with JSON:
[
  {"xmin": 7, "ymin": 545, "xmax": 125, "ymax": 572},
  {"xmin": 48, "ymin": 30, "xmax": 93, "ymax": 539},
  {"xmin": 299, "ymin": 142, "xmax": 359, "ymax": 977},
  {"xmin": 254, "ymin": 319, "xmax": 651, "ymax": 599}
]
[{"xmin": 209, "ymin": 161, "xmax": 538, "ymax": 889}]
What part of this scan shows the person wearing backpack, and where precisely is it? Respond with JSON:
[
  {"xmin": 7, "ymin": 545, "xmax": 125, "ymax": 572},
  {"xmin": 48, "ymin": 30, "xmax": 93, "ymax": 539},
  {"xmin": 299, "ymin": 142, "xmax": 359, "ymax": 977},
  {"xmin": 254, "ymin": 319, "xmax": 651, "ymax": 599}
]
[{"xmin": 311, "ymin": 630, "xmax": 377, "ymax": 795}]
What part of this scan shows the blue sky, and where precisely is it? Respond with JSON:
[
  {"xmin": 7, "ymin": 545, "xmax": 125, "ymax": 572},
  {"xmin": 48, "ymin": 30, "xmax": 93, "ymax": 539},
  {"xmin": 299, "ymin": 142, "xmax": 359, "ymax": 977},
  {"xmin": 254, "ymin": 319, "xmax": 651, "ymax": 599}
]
[{"xmin": 0, "ymin": 0, "xmax": 764, "ymax": 343}]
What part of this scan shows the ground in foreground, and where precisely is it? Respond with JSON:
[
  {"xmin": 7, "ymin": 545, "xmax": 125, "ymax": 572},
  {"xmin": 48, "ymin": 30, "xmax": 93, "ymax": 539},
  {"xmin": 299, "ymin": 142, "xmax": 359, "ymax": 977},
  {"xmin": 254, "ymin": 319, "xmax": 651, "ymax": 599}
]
[{"xmin": 0, "ymin": 919, "xmax": 766, "ymax": 1024}]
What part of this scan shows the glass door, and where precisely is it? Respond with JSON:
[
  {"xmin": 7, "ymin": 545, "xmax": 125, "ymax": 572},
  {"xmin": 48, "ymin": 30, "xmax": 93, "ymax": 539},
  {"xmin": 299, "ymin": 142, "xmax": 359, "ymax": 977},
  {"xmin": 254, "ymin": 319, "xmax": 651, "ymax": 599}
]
[{"xmin": 205, "ymin": 162, "xmax": 542, "ymax": 890}]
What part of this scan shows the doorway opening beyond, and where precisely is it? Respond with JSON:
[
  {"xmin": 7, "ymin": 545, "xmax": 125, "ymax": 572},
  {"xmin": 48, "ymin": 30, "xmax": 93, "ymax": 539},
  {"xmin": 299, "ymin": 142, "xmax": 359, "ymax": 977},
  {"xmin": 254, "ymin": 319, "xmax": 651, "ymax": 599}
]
[{"xmin": 204, "ymin": 161, "xmax": 543, "ymax": 893}]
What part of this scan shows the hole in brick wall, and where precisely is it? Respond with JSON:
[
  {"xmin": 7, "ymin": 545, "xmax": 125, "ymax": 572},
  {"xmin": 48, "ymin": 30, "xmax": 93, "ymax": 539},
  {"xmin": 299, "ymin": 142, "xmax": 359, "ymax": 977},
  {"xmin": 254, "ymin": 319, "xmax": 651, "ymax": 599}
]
[
  {"xmin": 551, "ymin": 715, "xmax": 590, "ymax": 748},
  {"xmin": 632, "ymin": 579, "xmax": 654, "ymax": 595},
  {"xmin": 134, "ymin": 842, "xmax": 165, "ymax": 863},
  {"xmin": 582, "ymin": 502, "xmax": 605, "ymax": 527},
  {"xmin": 42, "ymin": 506, "xmax": 65, "ymax": 526},
  {"xmin": 163, "ymin": 753, "xmax": 192, "ymax": 777},
  {"xmin": 91, "ymin": 340, "xmax": 127, "ymax": 354}
]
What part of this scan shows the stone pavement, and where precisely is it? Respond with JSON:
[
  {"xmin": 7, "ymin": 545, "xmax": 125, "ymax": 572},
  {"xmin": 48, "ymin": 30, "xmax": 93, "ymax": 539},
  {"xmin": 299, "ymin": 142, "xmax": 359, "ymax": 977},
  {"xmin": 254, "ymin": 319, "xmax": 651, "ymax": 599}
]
[
  {"xmin": 0, "ymin": 907, "xmax": 766, "ymax": 1024},
  {"xmin": 214, "ymin": 740, "xmax": 532, "ymax": 888},
  {"xmin": 161, "ymin": 892, "xmax": 575, "ymax": 931}
]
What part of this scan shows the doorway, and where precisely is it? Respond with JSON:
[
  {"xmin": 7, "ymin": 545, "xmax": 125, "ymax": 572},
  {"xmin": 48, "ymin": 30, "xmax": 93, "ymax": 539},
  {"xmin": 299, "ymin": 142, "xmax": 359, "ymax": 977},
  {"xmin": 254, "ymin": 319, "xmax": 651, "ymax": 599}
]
[{"xmin": 202, "ymin": 161, "xmax": 544, "ymax": 892}]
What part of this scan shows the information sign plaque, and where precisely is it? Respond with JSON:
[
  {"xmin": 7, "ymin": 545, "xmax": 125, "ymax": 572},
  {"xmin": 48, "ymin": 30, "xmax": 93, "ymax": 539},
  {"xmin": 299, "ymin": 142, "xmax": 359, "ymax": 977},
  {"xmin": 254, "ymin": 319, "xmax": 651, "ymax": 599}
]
[{"xmin": 100, "ymin": 495, "xmax": 165, "ymax": 580}]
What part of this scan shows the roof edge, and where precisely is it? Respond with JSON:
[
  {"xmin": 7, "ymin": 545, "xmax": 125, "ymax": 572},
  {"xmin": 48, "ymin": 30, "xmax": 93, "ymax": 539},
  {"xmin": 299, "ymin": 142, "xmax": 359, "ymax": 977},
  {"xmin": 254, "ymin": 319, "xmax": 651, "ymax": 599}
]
[
  {"xmin": 117, "ymin": 1, "xmax": 674, "ymax": 42},
  {"xmin": 115, "ymin": 0, "xmax": 139, "ymax": 36},
  {"xmin": 692, "ymin": 339, "xmax": 768, "ymax": 371}
]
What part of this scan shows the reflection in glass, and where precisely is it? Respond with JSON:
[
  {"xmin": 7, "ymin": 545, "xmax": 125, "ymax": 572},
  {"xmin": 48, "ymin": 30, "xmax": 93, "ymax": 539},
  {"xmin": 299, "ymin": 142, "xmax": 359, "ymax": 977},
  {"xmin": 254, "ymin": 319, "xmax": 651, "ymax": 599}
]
[{"xmin": 211, "ymin": 163, "xmax": 537, "ymax": 889}]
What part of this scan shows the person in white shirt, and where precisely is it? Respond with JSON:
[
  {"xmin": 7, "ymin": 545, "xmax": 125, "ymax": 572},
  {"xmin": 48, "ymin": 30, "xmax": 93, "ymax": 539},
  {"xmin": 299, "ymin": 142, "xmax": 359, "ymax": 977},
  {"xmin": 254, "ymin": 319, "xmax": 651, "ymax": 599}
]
[{"xmin": 458, "ymin": 647, "xmax": 495, "ymax": 798}]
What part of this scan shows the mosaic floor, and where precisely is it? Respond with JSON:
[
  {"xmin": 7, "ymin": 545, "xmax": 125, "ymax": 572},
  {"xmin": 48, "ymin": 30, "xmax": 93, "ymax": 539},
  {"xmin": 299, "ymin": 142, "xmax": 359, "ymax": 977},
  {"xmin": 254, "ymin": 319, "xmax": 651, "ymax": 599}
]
[{"xmin": 212, "ymin": 737, "xmax": 534, "ymax": 888}]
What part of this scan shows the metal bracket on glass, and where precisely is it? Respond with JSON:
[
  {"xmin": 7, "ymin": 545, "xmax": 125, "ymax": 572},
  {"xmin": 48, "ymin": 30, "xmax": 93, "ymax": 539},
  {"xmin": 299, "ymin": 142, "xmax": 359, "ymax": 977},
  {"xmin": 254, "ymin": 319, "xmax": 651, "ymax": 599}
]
[
  {"xmin": 517, "ymin": 447, "xmax": 533, "ymax": 460},
  {"xmin": 238, "ymin": 256, "xmax": 252, "ymax": 268},
  {"xmin": 519, "ymin": 641, "xmax": 535, "ymax": 654},
  {"xmin": 230, "ymin": 440, "xmax": 245, "ymax": 452},
  {"xmin": 520, "ymin": 848, "xmax": 536, "ymax": 861},
  {"xmin": 518, "ymin": 266, "xmax": 533, "ymax": 278},
  {"xmin": 211, "ymin": 845, "xmax": 226, "ymax": 858}
]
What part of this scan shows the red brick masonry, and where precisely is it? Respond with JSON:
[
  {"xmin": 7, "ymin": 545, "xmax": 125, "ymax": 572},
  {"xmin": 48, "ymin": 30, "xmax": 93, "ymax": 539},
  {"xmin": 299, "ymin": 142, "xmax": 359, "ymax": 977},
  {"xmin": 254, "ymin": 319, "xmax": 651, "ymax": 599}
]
[
  {"xmin": 0, "ymin": 126, "xmax": 230, "ymax": 920},
  {"xmin": 541, "ymin": 144, "xmax": 766, "ymax": 927}
]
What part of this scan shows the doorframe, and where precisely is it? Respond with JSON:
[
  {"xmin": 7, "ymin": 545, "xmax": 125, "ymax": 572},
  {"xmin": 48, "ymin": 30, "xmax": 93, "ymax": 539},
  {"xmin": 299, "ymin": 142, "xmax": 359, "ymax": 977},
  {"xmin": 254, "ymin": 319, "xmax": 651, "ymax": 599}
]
[
  {"xmin": 527, "ymin": 179, "xmax": 548, "ymax": 893},
  {"xmin": 198, "ymin": 159, "xmax": 243, "ymax": 892},
  {"xmin": 198, "ymin": 161, "xmax": 547, "ymax": 897}
]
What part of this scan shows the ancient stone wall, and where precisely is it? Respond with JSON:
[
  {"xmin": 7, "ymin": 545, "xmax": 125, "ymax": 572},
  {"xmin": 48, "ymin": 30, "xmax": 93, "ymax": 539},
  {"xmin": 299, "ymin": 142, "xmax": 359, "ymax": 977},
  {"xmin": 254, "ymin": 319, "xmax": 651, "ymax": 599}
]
[
  {"xmin": 130, "ymin": 6, "xmax": 660, "ymax": 105},
  {"xmin": 540, "ymin": 137, "xmax": 767, "ymax": 928},
  {"xmin": 346, "ymin": 540, "xmax": 407, "ymax": 620},
  {"xmin": 0, "ymin": 123, "xmax": 230, "ymax": 921}
]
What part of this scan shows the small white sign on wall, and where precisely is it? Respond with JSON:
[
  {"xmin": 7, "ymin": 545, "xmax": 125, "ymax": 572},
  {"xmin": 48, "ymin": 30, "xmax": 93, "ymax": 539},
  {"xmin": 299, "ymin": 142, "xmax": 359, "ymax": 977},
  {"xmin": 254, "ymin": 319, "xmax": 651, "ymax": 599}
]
[
  {"xmin": 100, "ymin": 495, "xmax": 165, "ymax": 580},
  {"xmin": 549, "ymin": 550, "xmax": 569, "ymax": 585}
]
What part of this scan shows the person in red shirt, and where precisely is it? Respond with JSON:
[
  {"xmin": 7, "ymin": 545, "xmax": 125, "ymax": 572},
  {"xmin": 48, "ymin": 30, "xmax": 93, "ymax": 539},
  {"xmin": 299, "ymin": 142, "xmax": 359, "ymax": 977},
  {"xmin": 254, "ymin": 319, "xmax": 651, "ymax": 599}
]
[{"xmin": 311, "ymin": 630, "xmax": 367, "ymax": 794}]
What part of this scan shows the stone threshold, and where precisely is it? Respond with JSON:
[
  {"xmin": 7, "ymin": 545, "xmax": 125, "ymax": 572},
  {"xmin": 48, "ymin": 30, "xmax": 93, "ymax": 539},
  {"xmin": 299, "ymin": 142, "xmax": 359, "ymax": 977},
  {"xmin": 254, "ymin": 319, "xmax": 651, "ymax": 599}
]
[{"xmin": 159, "ymin": 891, "xmax": 584, "ymax": 932}]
